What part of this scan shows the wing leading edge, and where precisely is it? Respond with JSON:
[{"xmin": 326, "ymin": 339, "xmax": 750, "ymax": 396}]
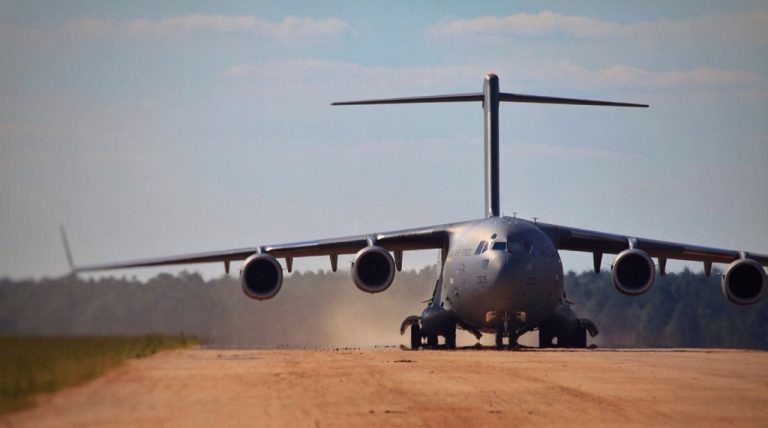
[
  {"xmin": 71, "ymin": 223, "xmax": 452, "ymax": 273},
  {"xmin": 537, "ymin": 222, "xmax": 768, "ymax": 269}
]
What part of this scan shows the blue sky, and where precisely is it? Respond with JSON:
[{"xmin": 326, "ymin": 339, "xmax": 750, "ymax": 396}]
[{"xmin": 1, "ymin": 1, "xmax": 767, "ymax": 279}]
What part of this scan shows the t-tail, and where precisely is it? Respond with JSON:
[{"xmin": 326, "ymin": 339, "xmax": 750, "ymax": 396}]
[{"xmin": 333, "ymin": 73, "xmax": 648, "ymax": 218}]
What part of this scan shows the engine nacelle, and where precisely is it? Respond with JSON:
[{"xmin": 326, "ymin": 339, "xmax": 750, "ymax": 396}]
[
  {"xmin": 612, "ymin": 249, "xmax": 655, "ymax": 296},
  {"xmin": 721, "ymin": 258, "xmax": 767, "ymax": 305},
  {"xmin": 241, "ymin": 253, "xmax": 283, "ymax": 300},
  {"xmin": 351, "ymin": 246, "xmax": 395, "ymax": 293}
]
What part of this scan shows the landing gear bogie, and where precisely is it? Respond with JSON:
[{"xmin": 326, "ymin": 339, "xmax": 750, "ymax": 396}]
[
  {"xmin": 538, "ymin": 318, "xmax": 595, "ymax": 349},
  {"xmin": 426, "ymin": 335, "xmax": 438, "ymax": 347}
]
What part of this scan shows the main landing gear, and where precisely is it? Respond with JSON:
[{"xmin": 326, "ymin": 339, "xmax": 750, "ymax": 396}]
[
  {"xmin": 410, "ymin": 322, "xmax": 422, "ymax": 350},
  {"xmin": 538, "ymin": 302, "xmax": 599, "ymax": 348},
  {"xmin": 401, "ymin": 316, "xmax": 456, "ymax": 350},
  {"xmin": 538, "ymin": 318, "xmax": 597, "ymax": 348}
]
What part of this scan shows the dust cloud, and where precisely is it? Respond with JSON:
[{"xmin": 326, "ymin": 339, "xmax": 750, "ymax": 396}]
[
  {"xmin": 2, "ymin": 267, "xmax": 765, "ymax": 348},
  {"xmin": 1, "ymin": 267, "xmax": 454, "ymax": 348}
]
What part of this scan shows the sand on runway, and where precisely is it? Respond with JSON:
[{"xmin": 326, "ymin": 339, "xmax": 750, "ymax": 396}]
[{"xmin": 2, "ymin": 348, "xmax": 766, "ymax": 427}]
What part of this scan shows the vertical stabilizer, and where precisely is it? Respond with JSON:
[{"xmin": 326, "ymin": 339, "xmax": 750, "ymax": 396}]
[{"xmin": 483, "ymin": 74, "xmax": 501, "ymax": 218}]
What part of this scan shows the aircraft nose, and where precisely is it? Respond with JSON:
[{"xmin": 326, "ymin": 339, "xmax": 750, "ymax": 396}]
[
  {"xmin": 498, "ymin": 254, "xmax": 527, "ymax": 284},
  {"xmin": 486, "ymin": 253, "xmax": 525, "ymax": 293},
  {"xmin": 479, "ymin": 254, "xmax": 532, "ymax": 329}
]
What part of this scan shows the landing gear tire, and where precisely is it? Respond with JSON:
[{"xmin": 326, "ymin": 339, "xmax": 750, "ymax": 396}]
[
  {"xmin": 427, "ymin": 335, "xmax": 438, "ymax": 348},
  {"xmin": 539, "ymin": 329, "xmax": 554, "ymax": 348},
  {"xmin": 572, "ymin": 327, "xmax": 587, "ymax": 348},
  {"xmin": 410, "ymin": 323, "xmax": 422, "ymax": 350},
  {"xmin": 559, "ymin": 326, "xmax": 587, "ymax": 348},
  {"xmin": 445, "ymin": 324, "xmax": 456, "ymax": 350},
  {"xmin": 495, "ymin": 330, "xmax": 504, "ymax": 349}
]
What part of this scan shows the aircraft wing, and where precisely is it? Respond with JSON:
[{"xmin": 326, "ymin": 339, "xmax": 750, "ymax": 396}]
[
  {"xmin": 536, "ymin": 222, "xmax": 768, "ymax": 270},
  {"xmin": 71, "ymin": 223, "xmax": 452, "ymax": 273}
]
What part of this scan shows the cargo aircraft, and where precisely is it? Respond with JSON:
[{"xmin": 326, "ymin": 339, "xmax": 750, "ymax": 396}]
[{"xmin": 65, "ymin": 74, "xmax": 768, "ymax": 349}]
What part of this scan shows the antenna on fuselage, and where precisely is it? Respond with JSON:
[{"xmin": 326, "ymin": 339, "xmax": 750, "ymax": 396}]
[{"xmin": 332, "ymin": 74, "xmax": 648, "ymax": 219}]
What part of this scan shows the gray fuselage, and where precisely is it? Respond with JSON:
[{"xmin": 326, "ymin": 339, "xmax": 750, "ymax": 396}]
[{"xmin": 440, "ymin": 216, "xmax": 564, "ymax": 334}]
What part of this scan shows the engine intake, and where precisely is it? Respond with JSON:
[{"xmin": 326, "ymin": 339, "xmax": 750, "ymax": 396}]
[
  {"xmin": 612, "ymin": 249, "xmax": 655, "ymax": 296},
  {"xmin": 721, "ymin": 258, "xmax": 767, "ymax": 305},
  {"xmin": 352, "ymin": 246, "xmax": 395, "ymax": 293},
  {"xmin": 241, "ymin": 253, "xmax": 283, "ymax": 300}
]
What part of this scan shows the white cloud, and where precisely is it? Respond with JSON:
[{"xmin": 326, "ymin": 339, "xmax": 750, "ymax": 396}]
[
  {"xmin": 427, "ymin": 10, "xmax": 768, "ymax": 45},
  {"xmin": 223, "ymin": 59, "xmax": 762, "ymax": 98},
  {"xmin": 63, "ymin": 15, "xmax": 350, "ymax": 41},
  {"xmin": 428, "ymin": 12, "xmax": 621, "ymax": 39}
]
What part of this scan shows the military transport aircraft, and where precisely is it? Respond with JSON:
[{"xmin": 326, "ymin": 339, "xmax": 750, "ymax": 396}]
[{"xmin": 66, "ymin": 73, "xmax": 768, "ymax": 349}]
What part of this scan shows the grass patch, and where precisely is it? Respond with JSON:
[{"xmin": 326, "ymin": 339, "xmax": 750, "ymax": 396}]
[{"xmin": 0, "ymin": 335, "xmax": 198, "ymax": 414}]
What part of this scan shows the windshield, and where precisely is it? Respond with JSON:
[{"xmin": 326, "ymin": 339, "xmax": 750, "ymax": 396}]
[{"xmin": 484, "ymin": 240, "xmax": 526, "ymax": 253}]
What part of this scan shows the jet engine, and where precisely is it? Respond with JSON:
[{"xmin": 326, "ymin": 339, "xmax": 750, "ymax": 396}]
[
  {"xmin": 721, "ymin": 258, "xmax": 767, "ymax": 305},
  {"xmin": 351, "ymin": 246, "xmax": 395, "ymax": 293},
  {"xmin": 611, "ymin": 249, "xmax": 655, "ymax": 296},
  {"xmin": 241, "ymin": 253, "xmax": 283, "ymax": 300}
]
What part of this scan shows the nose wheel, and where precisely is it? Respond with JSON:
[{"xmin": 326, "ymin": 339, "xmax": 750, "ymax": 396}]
[
  {"xmin": 495, "ymin": 330, "xmax": 504, "ymax": 349},
  {"xmin": 495, "ymin": 314, "xmax": 518, "ymax": 349},
  {"xmin": 496, "ymin": 314, "xmax": 508, "ymax": 349}
]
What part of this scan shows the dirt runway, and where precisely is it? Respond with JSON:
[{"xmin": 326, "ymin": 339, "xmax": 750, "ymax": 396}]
[{"xmin": 3, "ymin": 348, "xmax": 767, "ymax": 427}]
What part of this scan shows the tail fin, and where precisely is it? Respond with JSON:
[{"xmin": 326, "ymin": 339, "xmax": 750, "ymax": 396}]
[
  {"xmin": 59, "ymin": 224, "xmax": 75, "ymax": 273},
  {"xmin": 332, "ymin": 73, "xmax": 647, "ymax": 218}
]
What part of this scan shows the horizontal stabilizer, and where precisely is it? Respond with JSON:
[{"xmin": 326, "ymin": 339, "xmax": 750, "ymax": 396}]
[
  {"xmin": 332, "ymin": 93, "xmax": 483, "ymax": 105},
  {"xmin": 499, "ymin": 92, "xmax": 647, "ymax": 108},
  {"xmin": 333, "ymin": 92, "xmax": 647, "ymax": 108}
]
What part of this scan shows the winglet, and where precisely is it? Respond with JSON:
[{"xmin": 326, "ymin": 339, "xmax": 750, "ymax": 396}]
[{"xmin": 59, "ymin": 224, "xmax": 76, "ymax": 273}]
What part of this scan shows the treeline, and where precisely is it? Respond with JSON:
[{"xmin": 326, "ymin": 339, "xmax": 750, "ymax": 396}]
[
  {"xmin": 564, "ymin": 269, "xmax": 767, "ymax": 349},
  {"xmin": 1, "ymin": 267, "xmax": 765, "ymax": 349}
]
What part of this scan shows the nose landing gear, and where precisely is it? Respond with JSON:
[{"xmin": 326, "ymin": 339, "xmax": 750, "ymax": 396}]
[
  {"xmin": 494, "ymin": 325, "xmax": 520, "ymax": 349},
  {"xmin": 489, "ymin": 311, "xmax": 520, "ymax": 349}
]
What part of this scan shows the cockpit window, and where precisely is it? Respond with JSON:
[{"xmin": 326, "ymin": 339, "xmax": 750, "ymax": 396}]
[
  {"xmin": 474, "ymin": 241, "xmax": 485, "ymax": 255},
  {"xmin": 491, "ymin": 241, "xmax": 506, "ymax": 251}
]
